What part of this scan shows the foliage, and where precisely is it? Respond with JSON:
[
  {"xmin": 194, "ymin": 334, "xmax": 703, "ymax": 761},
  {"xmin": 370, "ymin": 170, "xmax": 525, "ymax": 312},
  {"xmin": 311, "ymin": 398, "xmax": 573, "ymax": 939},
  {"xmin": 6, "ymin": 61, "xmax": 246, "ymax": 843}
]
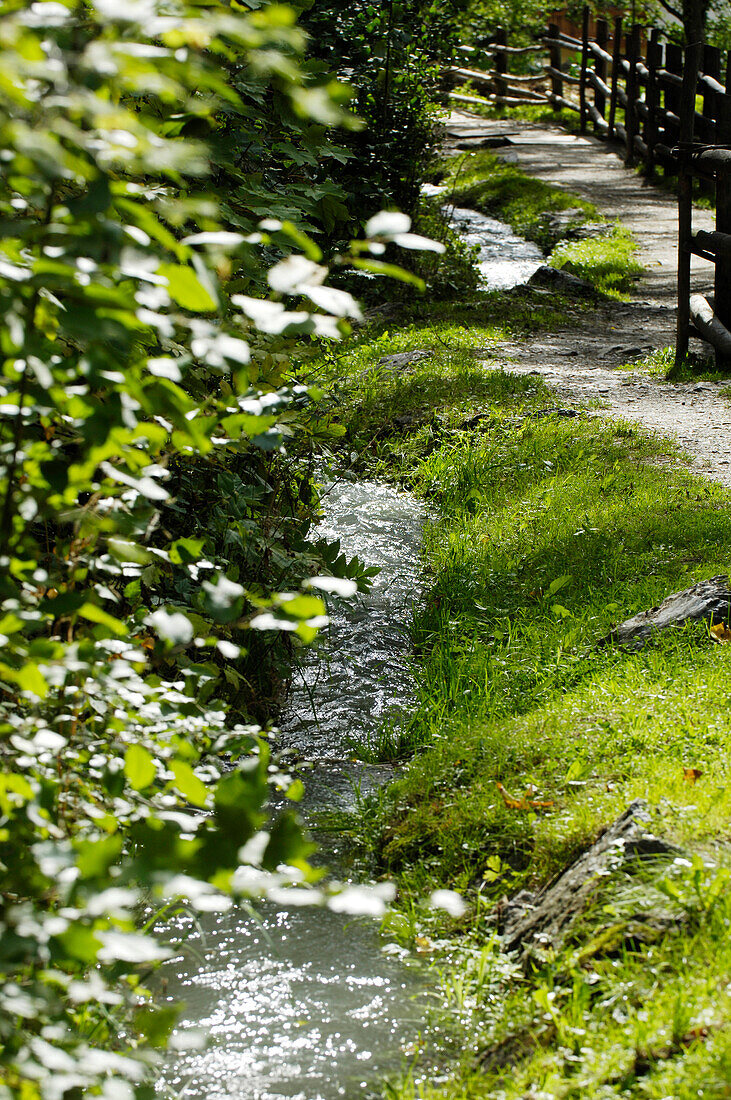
[
  {"xmin": 300, "ymin": 0, "xmax": 463, "ymax": 216},
  {"xmin": 455, "ymin": 0, "xmax": 546, "ymax": 51},
  {"xmin": 0, "ymin": 2, "xmax": 438, "ymax": 1095}
]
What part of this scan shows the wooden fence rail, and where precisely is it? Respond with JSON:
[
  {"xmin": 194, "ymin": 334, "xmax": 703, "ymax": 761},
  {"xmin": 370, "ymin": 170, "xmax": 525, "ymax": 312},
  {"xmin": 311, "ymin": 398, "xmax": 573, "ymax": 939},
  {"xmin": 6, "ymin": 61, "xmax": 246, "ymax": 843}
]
[{"xmin": 446, "ymin": 9, "xmax": 731, "ymax": 370}]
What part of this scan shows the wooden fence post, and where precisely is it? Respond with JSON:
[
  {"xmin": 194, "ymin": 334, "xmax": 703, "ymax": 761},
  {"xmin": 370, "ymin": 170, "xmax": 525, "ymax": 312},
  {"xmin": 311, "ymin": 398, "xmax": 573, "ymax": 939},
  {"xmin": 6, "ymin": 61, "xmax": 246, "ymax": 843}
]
[
  {"xmin": 702, "ymin": 44, "xmax": 721, "ymax": 141},
  {"xmin": 579, "ymin": 5, "xmax": 590, "ymax": 133},
  {"xmin": 715, "ymin": 53, "xmax": 731, "ymax": 369},
  {"xmin": 645, "ymin": 28, "xmax": 661, "ymax": 178},
  {"xmin": 625, "ymin": 23, "xmax": 640, "ymax": 165},
  {"xmin": 547, "ymin": 21, "xmax": 563, "ymax": 111},
  {"xmin": 595, "ymin": 18, "xmax": 608, "ymax": 124},
  {"xmin": 664, "ymin": 42, "xmax": 684, "ymax": 179},
  {"xmin": 675, "ymin": 42, "xmax": 703, "ymax": 372},
  {"xmin": 700, "ymin": 45, "xmax": 721, "ymax": 199},
  {"xmin": 494, "ymin": 27, "xmax": 508, "ymax": 98},
  {"xmin": 608, "ymin": 16, "xmax": 623, "ymax": 141}
]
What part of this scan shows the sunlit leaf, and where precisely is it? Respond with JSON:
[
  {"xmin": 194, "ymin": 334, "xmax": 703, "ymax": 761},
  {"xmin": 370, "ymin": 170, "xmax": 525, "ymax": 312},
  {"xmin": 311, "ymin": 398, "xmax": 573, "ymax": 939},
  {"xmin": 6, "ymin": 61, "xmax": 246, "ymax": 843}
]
[{"xmin": 124, "ymin": 744, "xmax": 157, "ymax": 790}]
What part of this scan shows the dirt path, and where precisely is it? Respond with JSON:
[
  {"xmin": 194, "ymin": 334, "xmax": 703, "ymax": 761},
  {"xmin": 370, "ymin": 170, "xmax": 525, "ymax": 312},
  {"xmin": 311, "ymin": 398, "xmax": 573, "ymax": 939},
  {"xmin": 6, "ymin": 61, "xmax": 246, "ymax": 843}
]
[{"xmin": 446, "ymin": 110, "xmax": 731, "ymax": 488}]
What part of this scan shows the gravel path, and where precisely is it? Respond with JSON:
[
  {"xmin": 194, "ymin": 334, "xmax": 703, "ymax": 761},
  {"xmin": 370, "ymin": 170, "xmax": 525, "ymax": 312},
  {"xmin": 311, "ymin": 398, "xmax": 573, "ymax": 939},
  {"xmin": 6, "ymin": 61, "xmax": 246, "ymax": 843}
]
[{"xmin": 446, "ymin": 111, "xmax": 731, "ymax": 488}]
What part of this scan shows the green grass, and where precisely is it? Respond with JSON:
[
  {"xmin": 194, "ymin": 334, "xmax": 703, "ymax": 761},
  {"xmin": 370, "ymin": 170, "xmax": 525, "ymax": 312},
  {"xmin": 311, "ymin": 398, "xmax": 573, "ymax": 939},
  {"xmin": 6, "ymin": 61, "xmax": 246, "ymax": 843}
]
[
  {"xmin": 549, "ymin": 224, "xmax": 643, "ymax": 298},
  {"xmin": 297, "ymin": 292, "xmax": 586, "ymax": 477},
  {"xmin": 308, "ymin": 310, "xmax": 731, "ymax": 1100},
  {"xmin": 618, "ymin": 344, "xmax": 731, "ymax": 383}
]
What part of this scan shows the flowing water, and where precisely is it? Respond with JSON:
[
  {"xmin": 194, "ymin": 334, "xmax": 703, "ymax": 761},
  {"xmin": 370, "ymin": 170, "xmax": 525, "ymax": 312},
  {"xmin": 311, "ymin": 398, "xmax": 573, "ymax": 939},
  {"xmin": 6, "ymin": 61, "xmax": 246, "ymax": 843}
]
[
  {"xmin": 422, "ymin": 183, "xmax": 543, "ymax": 289},
  {"xmin": 158, "ymin": 480, "xmax": 432, "ymax": 1100},
  {"xmin": 448, "ymin": 205, "xmax": 543, "ymax": 289}
]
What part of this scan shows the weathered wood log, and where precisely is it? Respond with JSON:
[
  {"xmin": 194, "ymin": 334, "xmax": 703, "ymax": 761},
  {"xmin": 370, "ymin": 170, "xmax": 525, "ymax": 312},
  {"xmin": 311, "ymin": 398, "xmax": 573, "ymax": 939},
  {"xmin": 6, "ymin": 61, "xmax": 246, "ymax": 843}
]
[
  {"xmin": 691, "ymin": 147, "xmax": 731, "ymax": 175},
  {"xmin": 657, "ymin": 67, "xmax": 683, "ymax": 90},
  {"xmin": 644, "ymin": 28, "xmax": 661, "ymax": 176},
  {"xmin": 716, "ymin": 54, "xmax": 731, "ymax": 370},
  {"xmin": 579, "ymin": 5, "xmax": 589, "ymax": 133},
  {"xmin": 587, "ymin": 101, "xmax": 609, "ymax": 130},
  {"xmin": 547, "ymin": 92, "xmax": 581, "ymax": 113},
  {"xmin": 541, "ymin": 33, "xmax": 583, "ymax": 51},
  {"xmin": 634, "ymin": 132, "xmax": 648, "ymax": 157},
  {"xmin": 446, "ymin": 65, "xmax": 546, "ymax": 88},
  {"xmin": 492, "ymin": 41, "xmax": 544, "ymax": 55},
  {"xmin": 689, "ymin": 293, "xmax": 731, "ymax": 356},
  {"xmin": 625, "ymin": 24, "xmax": 641, "ymax": 165},
  {"xmin": 604, "ymin": 575, "xmax": 731, "ymax": 647},
  {"xmin": 675, "ymin": 41, "xmax": 702, "ymax": 371},
  {"xmin": 448, "ymin": 91, "xmax": 491, "ymax": 106},
  {"xmin": 587, "ymin": 39, "xmax": 612, "ymax": 64},
  {"xmin": 587, "ymin": 70, "xmax": 611, "ymax": 98},
  {"xmin": 446, "ymin": 65, "xmax": 494, "ymax": 84},
  {"xmin": 546, "ymin": 65, "xmax": 580, "ymax": 85},
  {"xmin": 500, "ymin": 801, "xmax": 681, "ymax": 958},
  {"xmin": 546, "ymin": 22, "xmax": 563, "ymax": 106},
  {"xmin": 492, "ymin": 27, "xmax": 508, "ymax": 98}
]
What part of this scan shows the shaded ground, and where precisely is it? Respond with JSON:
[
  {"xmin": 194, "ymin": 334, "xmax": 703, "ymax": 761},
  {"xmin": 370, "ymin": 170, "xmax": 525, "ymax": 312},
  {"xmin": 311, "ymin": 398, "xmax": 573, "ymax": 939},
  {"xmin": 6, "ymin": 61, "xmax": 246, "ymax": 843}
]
[{"xmin": 446, "ymin": 111, "xmax": 731, "ymax": 487}]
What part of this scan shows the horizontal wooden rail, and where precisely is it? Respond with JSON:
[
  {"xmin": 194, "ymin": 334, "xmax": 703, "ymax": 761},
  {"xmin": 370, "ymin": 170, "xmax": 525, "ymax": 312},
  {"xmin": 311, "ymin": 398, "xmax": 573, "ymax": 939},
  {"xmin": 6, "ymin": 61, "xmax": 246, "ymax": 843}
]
[
  {"xmin": 691, "ymin": 147, "xmax": 731, "ymax": 174},
  {"xmin": 541, "ymin": 34, "xmax": 582, "ymax": 52},
  {"xmin": 657, "ymin": 68, "xmax": 683, "ymax": 89},
  {"xmin": 587, "ymin": 41, "xmax": 613, "ymax": 64},
  {"xmin": 693, "ymin": 229, "xmax": 731, "ymax": 258},
  {"xmin": 545, "ymin": 65, "xmax": 581, "ymax": 86},
  {"xmin": 588, "ymin": 71, "xmax": 611, "ymax": 98}
]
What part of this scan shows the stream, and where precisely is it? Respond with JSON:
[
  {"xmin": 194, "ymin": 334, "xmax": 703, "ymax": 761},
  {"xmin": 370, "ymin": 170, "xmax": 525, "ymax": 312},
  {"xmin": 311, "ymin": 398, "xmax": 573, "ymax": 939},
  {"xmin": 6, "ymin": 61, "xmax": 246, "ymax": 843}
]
[
  {"xmin": 422, "ymin": 183, "xmax": 544, "ymax": 289},
  {"xmin": 157, "ymin": 208, "xmax": 539, "ymax": 1099},
  {"xmin": 158, "ymin": 480, "xmax": 432, "ymax": 1100},
  {"xmin": 448, "ymin": 205, "xmax": 543, "ymax": 289}
]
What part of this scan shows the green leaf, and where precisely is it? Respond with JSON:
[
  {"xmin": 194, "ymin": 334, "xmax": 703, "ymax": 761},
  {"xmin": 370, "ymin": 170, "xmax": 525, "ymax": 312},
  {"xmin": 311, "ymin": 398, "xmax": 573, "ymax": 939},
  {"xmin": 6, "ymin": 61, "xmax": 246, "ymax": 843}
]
[
  {"xmin": 75, "ymin": 834, "xmax": 124, "ymax": 879},
  {"xmin": 351, "ymin": 258, "xmax": 425, "ymax": 289},
  {"xmin": 170, "ymin": 760, "xmax": 209, "ymax": 808},
  {"xmin": 169, "ymin": 537, "xmax": 206, "ymax": 564},
  {"xmin": 158, "ymin": 263, "xmax": 217, "ymax": 312},
  {"xmin": 135, "ymin": 1005, "xmax": 181, "ymax": 1048},
  {"xmin": 276, "ymin": 594, "xmax": 325, "ymax": 619},
  {"xmin": 77, "ymin": 602, "xmax": 128, "ymax": 636},
  {"xmin": 124, "ymin": 744, "xmax": 157, "ymax": 791},
  {"xmin": 56, "ymin": 925, "xmax": 102, "ymax": 965},
  {"xmin": 1, "ymin": 661, "xmax": 49, "ymax": 699},
  {"xmin": 262, "ymin": 811, "xmax": 315, "ymax": 870}
]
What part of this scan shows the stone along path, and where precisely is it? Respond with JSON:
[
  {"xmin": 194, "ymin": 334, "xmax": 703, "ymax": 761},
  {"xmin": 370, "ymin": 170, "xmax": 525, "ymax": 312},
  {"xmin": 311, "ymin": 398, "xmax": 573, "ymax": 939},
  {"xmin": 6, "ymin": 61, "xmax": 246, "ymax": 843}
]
[{"xmin": 446, "ymin": 110, "xmax": 731, "ymax": 488}]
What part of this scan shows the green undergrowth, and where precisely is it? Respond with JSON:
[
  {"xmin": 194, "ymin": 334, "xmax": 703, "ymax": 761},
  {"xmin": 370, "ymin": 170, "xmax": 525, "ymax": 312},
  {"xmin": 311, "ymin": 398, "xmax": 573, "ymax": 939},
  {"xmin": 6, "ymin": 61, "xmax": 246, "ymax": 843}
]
[
  {"xmin": 315, "ymin": 311, "xmax": 731, "ymax": 1098},
  {"xmin": 437, "ymin": 149, "xmax": 642, "ymax": 296},
  {"xmin": 300, "ymin": 290, "xmax": 587, "ymax": 478},
  {"xmin": 620, "ymin": 344, "xmax": 731, "ymax": 384}
]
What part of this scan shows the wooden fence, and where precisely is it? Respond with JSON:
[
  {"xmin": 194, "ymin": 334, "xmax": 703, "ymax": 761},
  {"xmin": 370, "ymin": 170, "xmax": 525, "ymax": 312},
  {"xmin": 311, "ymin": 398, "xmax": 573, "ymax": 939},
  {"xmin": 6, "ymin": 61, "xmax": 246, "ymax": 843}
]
[{"xmin": 446, "ymin": 12, "xmax": 731, "ymax": 370}]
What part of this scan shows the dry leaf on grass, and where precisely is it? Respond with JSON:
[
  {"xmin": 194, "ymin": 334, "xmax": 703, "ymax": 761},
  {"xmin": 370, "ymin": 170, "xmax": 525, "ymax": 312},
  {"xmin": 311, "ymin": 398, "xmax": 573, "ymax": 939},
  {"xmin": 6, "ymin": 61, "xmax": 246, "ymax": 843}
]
[{"xmin": 496, "ymin": 781, "xmax": 553, "ymax": 811}]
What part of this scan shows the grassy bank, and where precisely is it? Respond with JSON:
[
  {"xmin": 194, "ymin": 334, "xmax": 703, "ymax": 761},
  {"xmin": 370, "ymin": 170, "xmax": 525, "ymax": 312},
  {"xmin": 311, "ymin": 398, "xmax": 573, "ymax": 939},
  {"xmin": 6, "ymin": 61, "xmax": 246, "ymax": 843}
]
[{"xmin": 310, "ymin": 291, "xmax": 731, "ymax": 1097}]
